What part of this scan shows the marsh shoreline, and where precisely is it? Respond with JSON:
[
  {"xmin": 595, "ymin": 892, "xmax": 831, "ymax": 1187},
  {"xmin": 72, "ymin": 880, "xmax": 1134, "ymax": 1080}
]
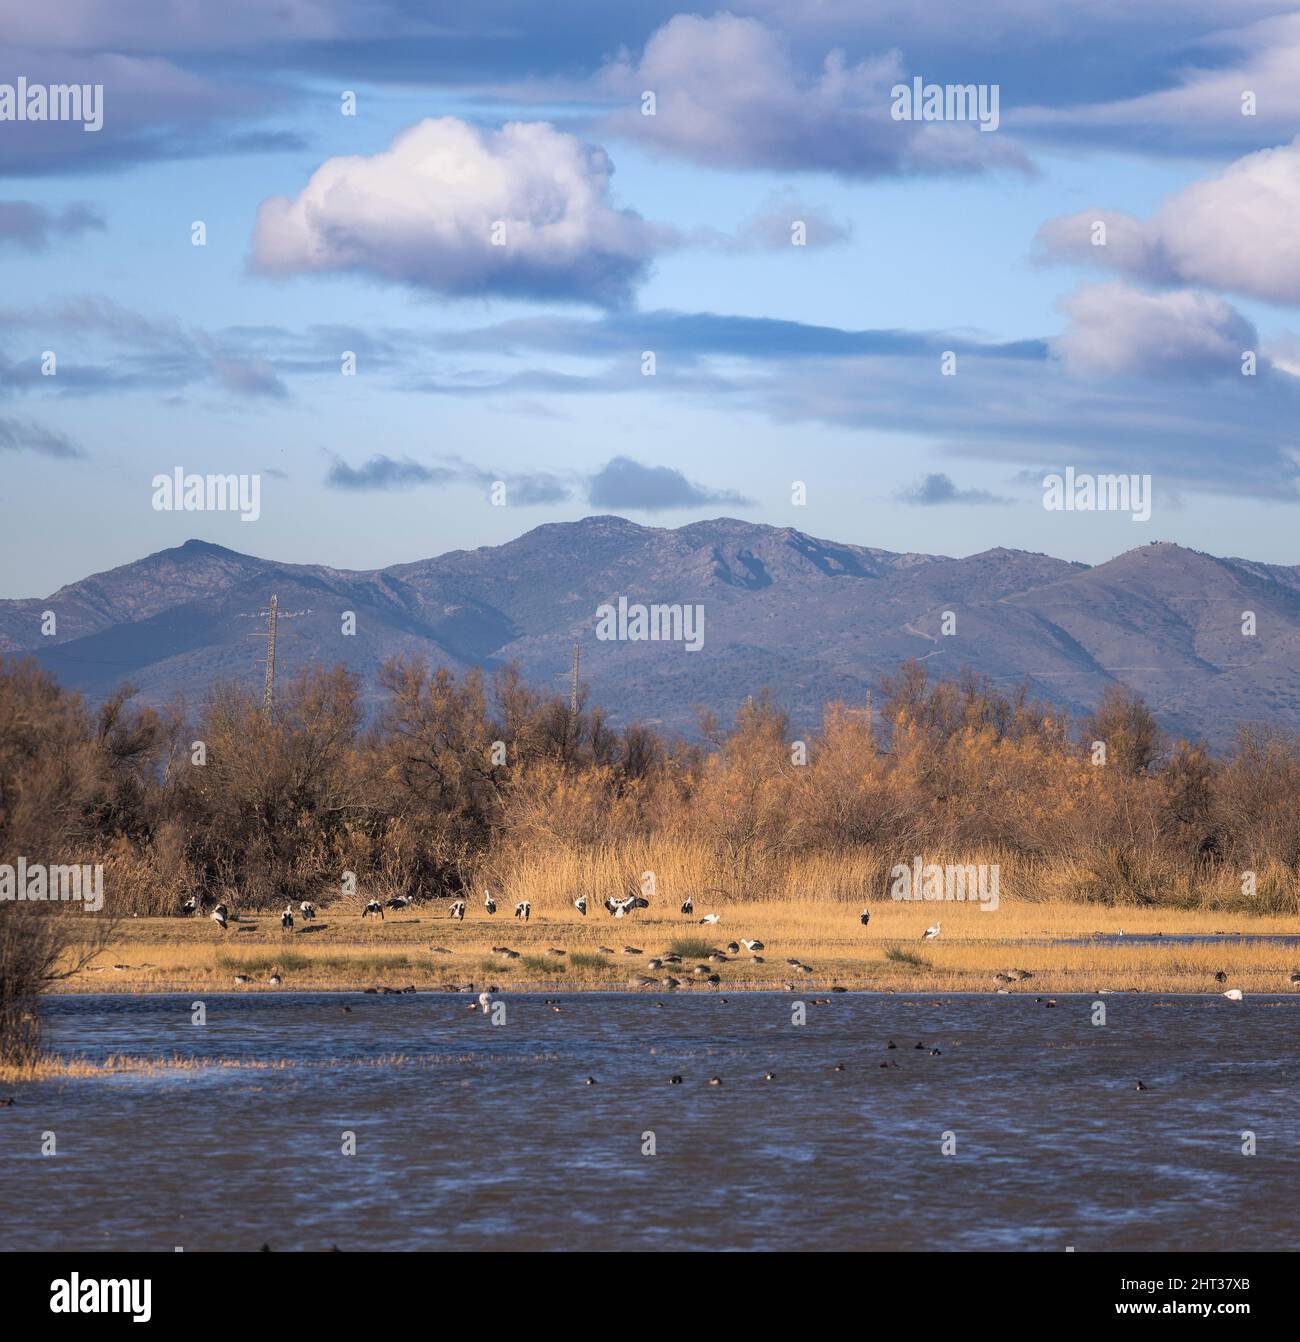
[{"xmin": 56, "ymin": 902, "xmax": 1300, "ymax": 997}]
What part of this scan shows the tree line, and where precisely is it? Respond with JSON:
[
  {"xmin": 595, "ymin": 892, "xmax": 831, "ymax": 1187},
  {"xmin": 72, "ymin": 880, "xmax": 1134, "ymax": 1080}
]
[{"xmin": 2, "ymin": 652, "xmax": 1297, "ymax": 918}]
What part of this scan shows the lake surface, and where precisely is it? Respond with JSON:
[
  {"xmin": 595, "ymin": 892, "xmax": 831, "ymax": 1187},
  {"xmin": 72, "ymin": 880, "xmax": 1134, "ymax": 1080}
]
[{"xmin": 2, "ymin": 992, "xmax": 1296, "ymax": 1252}]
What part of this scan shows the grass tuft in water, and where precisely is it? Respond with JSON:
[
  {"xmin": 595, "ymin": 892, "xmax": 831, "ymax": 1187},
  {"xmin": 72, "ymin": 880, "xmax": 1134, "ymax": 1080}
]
[{"xmin": 216, "ymin": 952, "xmax": 415, "ymax": 975}]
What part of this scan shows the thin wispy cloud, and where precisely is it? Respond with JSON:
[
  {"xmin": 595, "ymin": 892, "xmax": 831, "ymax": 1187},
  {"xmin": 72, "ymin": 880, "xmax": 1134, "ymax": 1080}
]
[
  {"xmin": 325, "ymin": 455, "xmax": 457, "ymax": 491},
  {"xmin": 323, "ymin": 452, "xmax": 750, "ymax": 512},
  {"xmin": 0, "ymin": 201, "xmax": 104, "ymax": 249},
  {"xmin": 0, "ymin": 417, "xmax": 85, "ymax": 458}
]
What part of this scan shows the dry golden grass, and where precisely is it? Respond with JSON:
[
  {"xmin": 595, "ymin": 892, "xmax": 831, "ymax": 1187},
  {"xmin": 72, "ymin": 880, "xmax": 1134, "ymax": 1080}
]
[
  {"xmin": 0, "ymin": 1051, "xmax": 564, "ymax": 1083},
  {"xmin": 0, "ymin": 1053, "xmax": 293, "ymax": 1082},
  {"xmin": 57, "ymin": 891, "xmax": 1300, "ymax": 996},
  {"xmin": 475, "ymin": 841, "xmax": 1300, "ymax": 912}
]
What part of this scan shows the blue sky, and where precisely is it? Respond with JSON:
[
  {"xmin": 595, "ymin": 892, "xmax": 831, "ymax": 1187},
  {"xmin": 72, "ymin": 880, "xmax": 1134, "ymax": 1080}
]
[{"xmin": 3, "ymin": 1, "xmax": 1300, "ymax": 597}]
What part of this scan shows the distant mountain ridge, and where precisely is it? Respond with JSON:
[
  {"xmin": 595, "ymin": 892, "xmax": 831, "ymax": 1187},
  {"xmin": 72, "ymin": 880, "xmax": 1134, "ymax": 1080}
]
[{"xmin": 4, "ymin": 517, "xmax": 1300, "ymax": 745}]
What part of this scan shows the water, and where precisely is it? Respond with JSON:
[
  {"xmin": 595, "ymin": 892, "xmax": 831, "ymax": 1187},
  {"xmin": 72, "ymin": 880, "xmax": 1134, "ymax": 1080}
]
[
  {"xmin": 2, "ymin": 992, "xmax": 1296, "ymax": 1251},
  {"xmin": 1054, "ymin": 934, "xmax": 1300, "ymax": 946}
]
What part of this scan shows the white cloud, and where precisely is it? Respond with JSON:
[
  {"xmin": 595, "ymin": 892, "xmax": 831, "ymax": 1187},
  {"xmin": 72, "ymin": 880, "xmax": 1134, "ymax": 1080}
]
[
  {"xmin": 1055, "ymin": 282, "xmax": 1257, "ymax": 378},
  {"xmin": 595, "ymin": 13, "xmax": 1030, "ymax": 177},
  {"xmin": 1036, "ymin": 137, "xmax": 1300, "ymax": 305},
  {"xmin": 251, "ymin": 116, "xmax": 664, "ymax": 306}
]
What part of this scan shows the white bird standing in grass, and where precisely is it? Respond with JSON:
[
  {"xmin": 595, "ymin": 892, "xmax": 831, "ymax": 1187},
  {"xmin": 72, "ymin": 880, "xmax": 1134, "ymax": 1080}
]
[
  {"xmin": 680, "ymin": 896, "xmax": 694, "ymax": 916},
  {"xmin": 281, "ymin": 905, "xmax": 294, "ymax": 932},
  {"xmin": 699, "ymin": 913, "xmax": 720, "ymax": 925},
  {"xmin": 449, "ymin": 900, "xmax": 466, "ymax": 920},
  {"xmin": 860, "ymin": 908, "xmax": 871, "ymax": 926},
  {"xmin": 299, "ymin": 901, "xmax": 316, "ymax": 920},
  {"xmin": 211, "ymin": 904, "xmax": 228, "ymax": 931},
  {"xmin": 742, "ymin": 939, "xmax": 764, "ymax": 952},
  {"xmin": 181, "ymin": 895, "xmax": 198, "ymax": 916},
  {"xmin": 922, "ymin": 922, "xmax": 941, "ymax": 941},
  {"xmin": 483, "ymin": 890, "xmax": 496, "ymax": 915},
  {"xmin": 573, "ymin": 895, "xmax": 588, "ymax": 917},
  {"xmin": 514, "ymin": 900, "xmax": 531, "ymax": 921},
  {"xmin": 362, "ymin": 899, "xmax": 384, "ymax": 920}
]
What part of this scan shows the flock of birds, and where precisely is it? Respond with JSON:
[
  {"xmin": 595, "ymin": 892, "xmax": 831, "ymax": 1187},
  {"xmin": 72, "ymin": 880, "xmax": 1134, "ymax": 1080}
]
[
  {"xmin": 185, "ymin": 887, "xmax": 918, "ymax": 938},
  {"xmin": 177, "ymin": 892, "xmax": 1299, "ymax": 999}
]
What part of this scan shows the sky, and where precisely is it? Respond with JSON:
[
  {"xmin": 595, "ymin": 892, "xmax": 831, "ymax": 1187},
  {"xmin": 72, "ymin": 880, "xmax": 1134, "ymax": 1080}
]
[{"xmin": 3, "ymin": 0, "xmax": 1300, "ymax": 597}]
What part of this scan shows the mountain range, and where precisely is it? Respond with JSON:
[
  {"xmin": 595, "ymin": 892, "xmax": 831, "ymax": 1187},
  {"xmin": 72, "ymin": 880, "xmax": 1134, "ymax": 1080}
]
[{"xmin": 4, "ymin": 516, "xmax": 1300, "ymax": 746}]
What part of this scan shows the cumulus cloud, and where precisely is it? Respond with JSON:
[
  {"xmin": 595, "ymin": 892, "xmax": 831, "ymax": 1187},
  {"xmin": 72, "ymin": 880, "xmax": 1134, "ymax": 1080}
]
[
  {"xmin": 1035, "ymin": 139, "xmax": 1300, "ymax": 305},
  {"xmin": 595, "ymin": 13, "xmax": 1031, "ymax": 178},
  {"xmin": 0, "ymin": 201, "xmax": 104, "ymax": 249},
  {"xmin": 1055, "ymin": 282, "xmax": 1258, "ymax": 379},
  {"xmin": 588, "ymin": 455, "xmax": 752, "ymax": 510},
  {"xmin": 251, "ymin": 117, "xmax": 664, "ymax": 306},
  {"xmin": 896, "ymin": 473, "xmax": 1010, "ymax": 505}
]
